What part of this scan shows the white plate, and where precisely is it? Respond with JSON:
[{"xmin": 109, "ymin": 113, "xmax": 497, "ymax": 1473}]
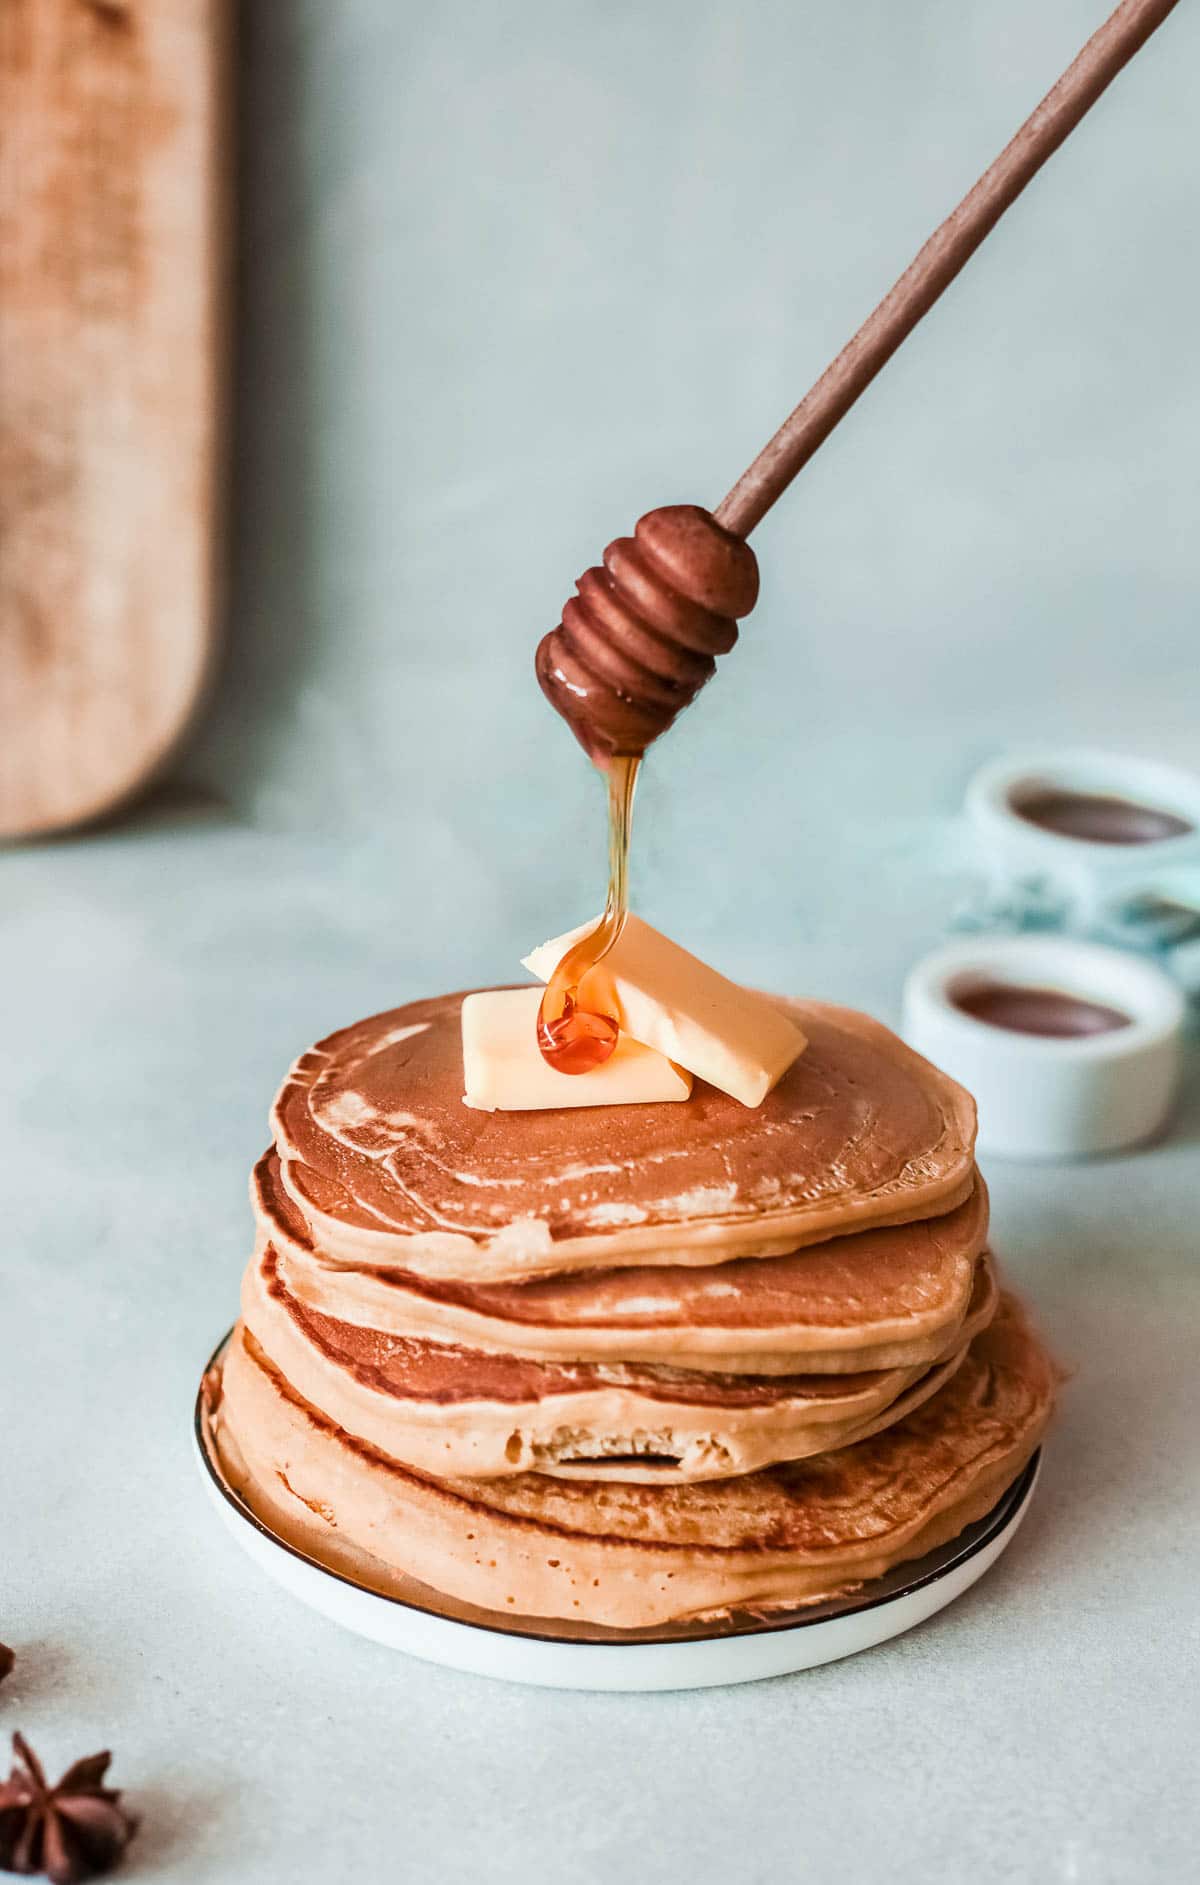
[{"xmin": 195, "ymin": 1336, "xmax": 1041, "ymax": 1692}]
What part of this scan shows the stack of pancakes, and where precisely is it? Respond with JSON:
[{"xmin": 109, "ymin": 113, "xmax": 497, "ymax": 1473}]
[{"xmin": 209, "ymin": 993, "xmax": 1054, "ymax": 1631}]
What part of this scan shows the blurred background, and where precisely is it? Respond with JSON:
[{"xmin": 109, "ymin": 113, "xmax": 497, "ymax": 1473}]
[
  {"xmin": 5, "ymin": 0, "xmax": 1197, "ymax": 1022},
  {"xmin": 212, "ymin": 0, "xmax": 1196, "ymax": 992}
]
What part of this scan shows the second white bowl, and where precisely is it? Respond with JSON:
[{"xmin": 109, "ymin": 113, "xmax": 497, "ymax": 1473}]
[{"xmin": 902, "ymin": 936, "xmax": 1185, "ymax": 1159}]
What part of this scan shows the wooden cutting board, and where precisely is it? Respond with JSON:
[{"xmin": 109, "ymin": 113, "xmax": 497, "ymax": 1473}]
[{"xmin": 0, "ymin": 0, "xmax": 228, "ymax": 840}]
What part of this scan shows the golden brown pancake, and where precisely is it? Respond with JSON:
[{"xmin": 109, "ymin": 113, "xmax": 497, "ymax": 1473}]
[
  {"xmin": 254, "ymin": 1149, "xmax": 990, "ymax": 1374},
  {"xmin": 209, "ymin": 1295, "xmax": 1053, "ymax": 1630},
  {"xmin": 240, "ymin": 1237, "xmax": 998, "ymax": 1481},
  {"xmin": 270, "ymin": 993, "xmax": 977, "ymax": 1282}
]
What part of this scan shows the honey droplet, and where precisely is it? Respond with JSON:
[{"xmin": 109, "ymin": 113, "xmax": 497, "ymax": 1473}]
[{"xmin": 536, "ymin": 990, "xmax": 620, "ymax": 1074}]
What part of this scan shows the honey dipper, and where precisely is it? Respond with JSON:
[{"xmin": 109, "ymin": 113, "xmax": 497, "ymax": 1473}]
[{"xmin": 536, "ymin": 0, "xmax": 1181, "ymax": 764}]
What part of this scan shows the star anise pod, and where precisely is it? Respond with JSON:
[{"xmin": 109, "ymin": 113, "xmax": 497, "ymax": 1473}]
[
  {"xmin": 0, "ymin": 1648, "xmax": 13, "ymax": 1687},
  {"xmin": 0, "ymin": 1734, "xmax": 137, "ymax": 1883}
]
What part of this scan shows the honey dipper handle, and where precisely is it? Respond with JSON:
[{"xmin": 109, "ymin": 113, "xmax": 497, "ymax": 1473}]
[{"xmin": 714, "ymin": 0, "xmax": 1181, "ymax": 539}]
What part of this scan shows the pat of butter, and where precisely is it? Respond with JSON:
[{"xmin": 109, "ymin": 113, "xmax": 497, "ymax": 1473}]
[
  {"xmin": 461, "ymin": 987, "xmax": 692, "ymax": 1112},
  {"xmin": 523, "ymin": 914, "xmax": 805, "ymax": 1108}
]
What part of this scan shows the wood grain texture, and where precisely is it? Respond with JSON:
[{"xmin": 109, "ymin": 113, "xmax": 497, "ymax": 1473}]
[{"xmin": 0, "ymin": 0, "xmax": 227, "ymax": 839}]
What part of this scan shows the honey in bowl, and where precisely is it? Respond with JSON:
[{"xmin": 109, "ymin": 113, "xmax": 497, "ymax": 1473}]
[
  {"xmin": 1009, "ymin": 785, "xmax": 1193, "ymax": 847},
  {"xmin": 950, "ymin": 978, "xmax": 1131, "ymax": 1040}
]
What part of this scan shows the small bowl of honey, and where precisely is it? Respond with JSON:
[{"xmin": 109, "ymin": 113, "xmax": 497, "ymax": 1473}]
[
  {"xmin": 902, "ymin": 935, "xmax": 1185, "ymax": 1159},
  {"xmin": 966, "ymin": 749, "xmax": 1200, "ymax": 940}
]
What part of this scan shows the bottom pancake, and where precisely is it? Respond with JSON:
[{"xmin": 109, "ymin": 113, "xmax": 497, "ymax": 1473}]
[{"xmin": 209, "ymin": 1295, "xmax": 1054, "ymax": 1630}]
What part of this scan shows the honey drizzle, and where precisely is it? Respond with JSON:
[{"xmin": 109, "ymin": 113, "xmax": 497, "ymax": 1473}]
[{"xmin": 536, "ymin": 755, "xmax": 640, "ymax": 1074}]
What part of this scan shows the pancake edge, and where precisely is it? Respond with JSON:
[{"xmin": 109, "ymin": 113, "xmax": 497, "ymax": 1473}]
[
  {"xmin": 262, "ymin": 1160, "xmax": 990, "ymax": 1373},
  {"xmin": 240, "ymin": 1252, "xmax": 997, "ymax": 1481},
  {"xmin": 210, "ymin": 1302, "xmax": 1053, "ymax": 1630}
]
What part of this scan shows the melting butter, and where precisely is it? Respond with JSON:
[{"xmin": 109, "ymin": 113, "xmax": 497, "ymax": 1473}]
[{"xmin": 524, "ymin": 915, "xmax": 805, "ymax": 1108}]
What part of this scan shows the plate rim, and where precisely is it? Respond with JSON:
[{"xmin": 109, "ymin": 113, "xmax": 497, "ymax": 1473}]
[{"xmin": 194, "ymin": 1327, "xmax": 1042, "ymax": 1650}]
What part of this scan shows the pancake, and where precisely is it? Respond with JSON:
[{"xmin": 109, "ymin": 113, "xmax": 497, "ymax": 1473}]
[
  {"xmin": 240, "ymin": 1238, "xmax": 998, "ymax": 1481},
  {"xmin": 209, "ymin": 1294, "xmax": 1054, "ymax": 1630},
  {"xmin": 254, "ymin": 1150, "xmax": 991, "ymax": 1374},
  {"xmin": 270, "ymin": 993, "xmax": 977, "ymax": 1282}
]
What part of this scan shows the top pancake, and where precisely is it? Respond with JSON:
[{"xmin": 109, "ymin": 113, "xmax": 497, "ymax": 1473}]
[{"xmin": 272, "ymin": 992, "xmax": 977, "ymax": 1283}]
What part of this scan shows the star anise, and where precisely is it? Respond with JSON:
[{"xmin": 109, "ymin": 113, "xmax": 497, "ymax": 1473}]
[
  {"xmin": 0, "ymin": 1734, "xmax": 137, "ymax": 1883},
  {"xmin": 0, "ymin": 1649, "xmax": 13, "ymax": 1687}
]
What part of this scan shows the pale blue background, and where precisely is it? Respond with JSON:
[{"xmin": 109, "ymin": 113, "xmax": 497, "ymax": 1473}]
[
  {"xmin": 6, "ymin": 7, "xmax": 1199, "ymax": 1883},
  {"xmin": 186, "ymin": 0, "xmax": 1199, "ymax": 1002}
]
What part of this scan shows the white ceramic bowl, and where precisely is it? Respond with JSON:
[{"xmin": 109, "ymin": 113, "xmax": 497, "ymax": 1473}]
[
  {"xmin": 966, "ymin": 749, "xmax": 1200, "ymax": 932},
  {"xmin": 903, "ymin": 935, "xmax": 1185, "ymax": 1159},
  {"xmin": 195, "ymin": 1348, "xmax": 1041, "ymax": 1692}
]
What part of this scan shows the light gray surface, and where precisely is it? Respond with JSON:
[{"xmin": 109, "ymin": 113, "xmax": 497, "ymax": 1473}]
[
  {"xmin": 7, "ymin": 0, "xmax": 1200, "ymax": 1878},
  {"xmin": 4, "ymin": 804, "xmax": 1198, "ymax": 1884}
]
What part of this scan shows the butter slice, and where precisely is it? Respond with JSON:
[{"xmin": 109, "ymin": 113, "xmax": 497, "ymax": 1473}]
[
  {"xmin": 523, "ymin": 915, "xmax": 805, "ymax": 1108},
  {"xmin": 462, "ymin": 987, "xmax": 692, "ymax": 1112}
]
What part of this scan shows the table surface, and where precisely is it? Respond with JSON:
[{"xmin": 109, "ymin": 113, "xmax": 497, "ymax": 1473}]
[{"xmin": 5, "ymin": 801, "xmax": 1198, "ymax": 1885}]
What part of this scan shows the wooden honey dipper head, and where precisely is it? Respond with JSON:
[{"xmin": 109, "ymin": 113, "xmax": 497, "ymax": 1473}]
[{"xmin": 535, "ymin": 505, "xmax": 760, "ymax": 761}]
